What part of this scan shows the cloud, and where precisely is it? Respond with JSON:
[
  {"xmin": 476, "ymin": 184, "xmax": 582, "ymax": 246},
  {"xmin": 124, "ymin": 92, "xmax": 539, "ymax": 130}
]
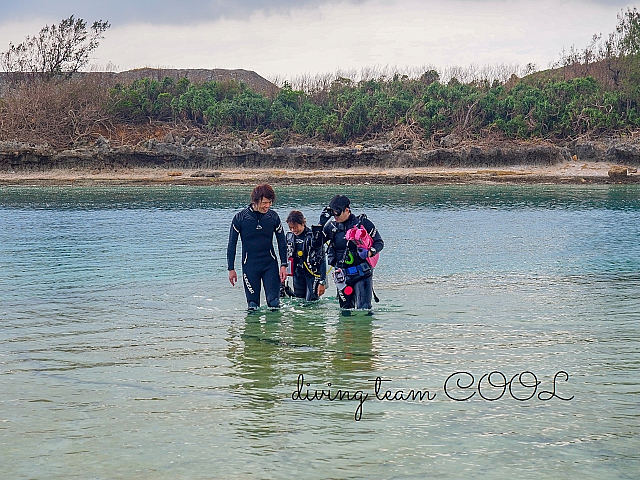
[
  {"xmin": 90, "ymin": 0, "xmax": 628, "ymax": 77},
  {"xmin": 0, "ymin": 0, "xmax": 366, "ymax": 26},
  {"xmin": 1, "ymin": 0, "xmax": 637, "ymax": 80},
  {"xmin": 0, "ymin": 0, "xmax": 635, "ymax": 27}
]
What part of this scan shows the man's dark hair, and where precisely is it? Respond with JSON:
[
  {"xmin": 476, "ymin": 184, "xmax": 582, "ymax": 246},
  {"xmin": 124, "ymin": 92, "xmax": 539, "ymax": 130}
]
[
  {"xmin": 329, "ymin": 195, "xmax": 350, "ymax": 214},
  {"xmin": 286, "ymin": 210, "xmax": 305, "ymax": 225},
  {"xmin": 251, "ymin": 184, "xmax": 276, "ymax": 205}
]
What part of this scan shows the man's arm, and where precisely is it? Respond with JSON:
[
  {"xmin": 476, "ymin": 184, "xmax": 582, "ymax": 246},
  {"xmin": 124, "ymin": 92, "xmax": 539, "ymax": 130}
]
[
  {"xmin": 274, "ymin": 215, "xmax": 288, "ymax": 283},
  {"xmin": 274, "ymin": 217, "xmax": 288, "ymax": 266},
  {"xmin": 319, "ymin": 247, "xmax": 327, "ymax": 281},
  {"xmin": 227, "ymin": 217, "xmax": 240, "ymax": 285},
  {"xmin": 322, "ymin": 222, "xmax": 337, "ymax": 266}
]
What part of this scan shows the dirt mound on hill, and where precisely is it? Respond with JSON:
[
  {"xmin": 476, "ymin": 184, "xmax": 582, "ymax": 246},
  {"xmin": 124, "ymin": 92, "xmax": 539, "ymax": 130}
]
[{"xmin": 115, "ymin": 68, "xmax": 278, "ymax": 96}]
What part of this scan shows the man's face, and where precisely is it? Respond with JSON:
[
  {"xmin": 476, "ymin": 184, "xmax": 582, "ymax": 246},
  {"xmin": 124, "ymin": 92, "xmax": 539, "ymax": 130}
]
[
  {"xmin": 333, "ymin": 207, "xmax": 350, "ymax": 223},
  {"xmin": 256, "ymin": 197, "xmax": 273, "ymax": 214}
]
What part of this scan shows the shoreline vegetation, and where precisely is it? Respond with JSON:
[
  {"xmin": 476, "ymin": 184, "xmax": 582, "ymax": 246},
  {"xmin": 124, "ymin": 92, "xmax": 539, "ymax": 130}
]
[{"xmin": 2, "ymin": 11, "xmax": 640, "ymax": 185}]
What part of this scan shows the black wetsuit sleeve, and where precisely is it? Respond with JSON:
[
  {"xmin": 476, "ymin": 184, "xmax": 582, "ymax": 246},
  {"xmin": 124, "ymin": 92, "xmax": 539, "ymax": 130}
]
[
  {"xmin": 320, "ymin": 251, "xmax": 327, "ymax": 281},
  {"xmin": 274, "ymin": 215, "xmax": 287, "ymax": 266},
  {"xmin": 323, "ymin": 222, "xmax": 337, "ymax": 267},
  {"xmin": 227, "ymin": 216, "xmax": 240, "ymax": 270}
]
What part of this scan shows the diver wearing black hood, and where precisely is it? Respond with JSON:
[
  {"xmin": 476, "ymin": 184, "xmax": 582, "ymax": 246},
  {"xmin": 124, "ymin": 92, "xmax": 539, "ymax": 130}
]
[{"xmin": 322, "ymin": 195, "xmax": 383, "ymax": 310}]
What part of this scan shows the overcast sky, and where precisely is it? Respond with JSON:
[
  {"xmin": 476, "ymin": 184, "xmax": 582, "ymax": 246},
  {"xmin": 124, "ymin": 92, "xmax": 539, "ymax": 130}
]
[{"xmin": 0, "ymin": 0, "xmax": 637, "ymax": 82}]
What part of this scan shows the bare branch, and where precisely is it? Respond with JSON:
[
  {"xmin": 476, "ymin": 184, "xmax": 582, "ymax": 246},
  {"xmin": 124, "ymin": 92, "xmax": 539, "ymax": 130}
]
[{"xmin": 1, "ymin": 15, "xmax": 110, "ymax": 82}]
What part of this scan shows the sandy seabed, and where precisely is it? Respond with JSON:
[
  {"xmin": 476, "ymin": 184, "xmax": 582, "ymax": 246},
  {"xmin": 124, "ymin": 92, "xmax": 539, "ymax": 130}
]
[{"xmin": 0, "ymin": 162, "xmax": 636, "ymax": 186}]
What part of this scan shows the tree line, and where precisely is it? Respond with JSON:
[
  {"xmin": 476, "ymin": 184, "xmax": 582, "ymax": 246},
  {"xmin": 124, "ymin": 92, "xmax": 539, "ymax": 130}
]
[
  {"xmin": 108, "ymin": 70, "xmax": 639, "ymax": 144},
  {"xmin": 1, "ymin": 10, "xmax": 640, "ymax": 149}
]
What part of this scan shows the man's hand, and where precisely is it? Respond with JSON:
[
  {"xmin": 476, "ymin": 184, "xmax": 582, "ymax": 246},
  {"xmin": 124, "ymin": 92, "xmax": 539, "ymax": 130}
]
[
  {"xmin": 229, "ymin": 269, "xmax": 237, "ymax": 286},
  {"xmin": 317, "ymin": 284, "xmax": 326, "ymax": 296},
  {"xmin": 279, "ymin": 265, "xmax": 287, "ymax": 283}
]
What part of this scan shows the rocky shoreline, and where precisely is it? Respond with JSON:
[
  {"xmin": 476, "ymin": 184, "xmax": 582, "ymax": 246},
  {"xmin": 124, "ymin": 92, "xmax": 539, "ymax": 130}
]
[{"xmin": 2, "ymin": 135, "xmax": 640, "ymax": 185}]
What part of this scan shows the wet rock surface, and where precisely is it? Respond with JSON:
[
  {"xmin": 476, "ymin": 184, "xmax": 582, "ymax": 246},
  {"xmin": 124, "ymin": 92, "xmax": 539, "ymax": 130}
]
[
  {"xmin": 0, "ymin": 139, "xmax": 574, "ymax": 171},
  {"xmin": 1, "ymin": 135, "xmax": 640, "ymax": 184}
]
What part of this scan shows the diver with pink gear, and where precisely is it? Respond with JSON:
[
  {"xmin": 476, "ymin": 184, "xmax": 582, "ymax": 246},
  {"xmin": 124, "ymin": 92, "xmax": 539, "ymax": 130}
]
[{"xmin": 321, "ymin": 195, "xmax": 384, "ymax": 310}]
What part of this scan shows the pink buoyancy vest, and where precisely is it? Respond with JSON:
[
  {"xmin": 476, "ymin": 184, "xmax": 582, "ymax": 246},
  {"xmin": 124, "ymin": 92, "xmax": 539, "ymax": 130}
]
[{"xmin": 345, "ymin": 225, "xmax": 379, "ymax": 268}]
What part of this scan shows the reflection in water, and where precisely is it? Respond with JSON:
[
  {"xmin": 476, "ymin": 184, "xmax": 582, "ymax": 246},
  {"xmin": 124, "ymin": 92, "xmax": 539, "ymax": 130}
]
[
  {"xmin": 226, "ymin": 301, "xmax": 378, "ymax": 435},
  {"xmin": 328, "ymin": 313, "xmax": 376, "ymax": 375}
]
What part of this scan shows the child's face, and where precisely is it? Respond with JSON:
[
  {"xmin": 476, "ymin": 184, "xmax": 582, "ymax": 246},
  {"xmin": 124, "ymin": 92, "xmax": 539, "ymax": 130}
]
[{"xmin": 287, "ymin": 222, "xmax": 305, "ymax": 236}]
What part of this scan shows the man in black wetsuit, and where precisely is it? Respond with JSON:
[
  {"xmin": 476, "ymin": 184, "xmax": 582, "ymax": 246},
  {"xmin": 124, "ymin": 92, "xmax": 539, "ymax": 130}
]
[
  {"xmin": 227, "ymin": 184, "xmax": 288, "ymax": 310},
  {"xmin": 323, "ymin": 195, "xmax": 384, "ymax": 310}
]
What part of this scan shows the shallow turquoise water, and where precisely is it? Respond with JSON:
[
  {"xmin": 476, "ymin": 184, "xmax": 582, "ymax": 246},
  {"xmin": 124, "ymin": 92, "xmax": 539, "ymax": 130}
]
[{"xmin": 1, "ymin": 184, "xmax": 639, "ymax": 479}]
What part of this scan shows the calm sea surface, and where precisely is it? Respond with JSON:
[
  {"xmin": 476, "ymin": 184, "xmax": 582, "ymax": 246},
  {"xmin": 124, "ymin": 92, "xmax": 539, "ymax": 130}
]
[{"xmin": 1, "ymin": 184, "xmax": 639, "ymax": 479}]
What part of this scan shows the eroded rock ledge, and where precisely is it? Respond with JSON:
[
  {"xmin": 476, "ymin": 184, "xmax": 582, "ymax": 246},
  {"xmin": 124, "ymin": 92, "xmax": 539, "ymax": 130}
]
[{"xmin": 1, "ymin": 137, "xmax": 640, "ymax": 184}]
